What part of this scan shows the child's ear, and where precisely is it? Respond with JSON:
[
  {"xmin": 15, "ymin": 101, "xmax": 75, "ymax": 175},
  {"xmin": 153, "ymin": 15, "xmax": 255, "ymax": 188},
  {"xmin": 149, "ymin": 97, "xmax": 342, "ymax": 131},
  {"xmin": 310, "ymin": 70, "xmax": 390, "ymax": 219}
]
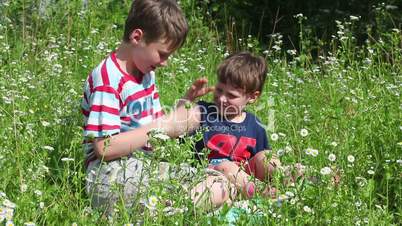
[
  {"xmin": 129, "ymin": 29, "xmax": 144, "ymax": 44},
  {"xmin": 248, "ymin": 91, "xmax": 260, "ymax": 104}
]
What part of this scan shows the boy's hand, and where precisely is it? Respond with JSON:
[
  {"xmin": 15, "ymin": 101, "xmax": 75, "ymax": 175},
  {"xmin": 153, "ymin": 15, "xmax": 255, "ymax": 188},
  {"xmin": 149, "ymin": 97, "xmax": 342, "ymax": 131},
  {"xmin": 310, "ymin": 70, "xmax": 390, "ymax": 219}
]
[{"xmin": 184, "ymin": 77, "xmax": 214, "ymax": 102}]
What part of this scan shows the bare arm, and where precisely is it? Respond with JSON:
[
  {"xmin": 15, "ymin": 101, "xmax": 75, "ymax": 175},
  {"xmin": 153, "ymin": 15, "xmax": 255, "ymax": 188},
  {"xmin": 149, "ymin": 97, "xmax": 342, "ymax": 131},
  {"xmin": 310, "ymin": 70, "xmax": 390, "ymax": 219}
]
[
  {"xmin": 93, "ymin": 104, "xmax": 203, "ymax": 161},
  {"xmin": 94, "ymin": 78, "xmax": 211, "ymax": 161},
  {"xmin": 176, "ymin": 77, "xmax": 214, "ymax": 108}
]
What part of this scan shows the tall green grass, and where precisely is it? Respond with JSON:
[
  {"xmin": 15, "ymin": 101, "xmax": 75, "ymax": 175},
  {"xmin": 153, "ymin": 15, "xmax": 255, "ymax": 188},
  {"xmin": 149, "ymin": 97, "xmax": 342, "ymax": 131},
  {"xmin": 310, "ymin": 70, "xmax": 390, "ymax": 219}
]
[{"xmin": 0, "ymin": 0, "xmax": 400, "ymax": 225}]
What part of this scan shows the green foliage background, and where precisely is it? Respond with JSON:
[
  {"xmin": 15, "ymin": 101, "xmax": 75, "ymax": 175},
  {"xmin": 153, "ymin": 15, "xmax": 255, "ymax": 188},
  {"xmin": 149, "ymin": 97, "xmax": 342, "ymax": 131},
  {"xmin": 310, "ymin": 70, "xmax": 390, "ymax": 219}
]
[{"xmin": 0, "ymin": 0, "xmax": 400, "ymax": 225}]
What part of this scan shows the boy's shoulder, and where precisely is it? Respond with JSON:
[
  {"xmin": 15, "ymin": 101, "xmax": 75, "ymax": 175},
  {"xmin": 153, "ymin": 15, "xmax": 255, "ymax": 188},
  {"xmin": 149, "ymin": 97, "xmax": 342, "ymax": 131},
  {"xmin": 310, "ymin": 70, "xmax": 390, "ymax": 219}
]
[
  {"xmin": 244, "ymin": 111, "xmax": 266, "ymax": 130},
  {"xmin": 88, "ymin": 52, "xmax": 155, "ymax": 90}
]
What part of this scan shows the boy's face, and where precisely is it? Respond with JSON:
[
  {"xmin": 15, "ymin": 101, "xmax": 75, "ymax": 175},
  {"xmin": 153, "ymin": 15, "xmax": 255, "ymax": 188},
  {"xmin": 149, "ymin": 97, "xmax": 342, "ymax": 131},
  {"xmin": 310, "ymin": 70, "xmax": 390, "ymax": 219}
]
[
  {"xmin": 213, "ymin": 82, "xmax": 259, "ymax": 120},
  {"xmin": 130, "ymin": 30, "xmax": 174, "ymax": 74}
]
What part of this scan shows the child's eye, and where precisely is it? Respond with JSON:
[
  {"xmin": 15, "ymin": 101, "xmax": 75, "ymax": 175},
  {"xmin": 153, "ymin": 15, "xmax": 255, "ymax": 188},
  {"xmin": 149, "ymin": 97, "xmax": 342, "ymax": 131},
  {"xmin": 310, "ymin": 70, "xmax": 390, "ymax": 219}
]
[{"xmin": 159, "ymin": 52, "xmax": 169, "ymax": 59}]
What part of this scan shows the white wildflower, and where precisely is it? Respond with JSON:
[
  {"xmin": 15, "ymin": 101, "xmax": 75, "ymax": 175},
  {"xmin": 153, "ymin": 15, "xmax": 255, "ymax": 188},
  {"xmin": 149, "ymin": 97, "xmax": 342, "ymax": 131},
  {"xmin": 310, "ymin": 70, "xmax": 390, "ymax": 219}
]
[
  {"xmin": 285, "ymin": 146, "xmax": 292, "ymax": 153},
  {"xmin": 330, "ymin": 141, "xmax": 338, "ymax": 147},
  {"xmin": 347, "ymin": 155, "xmax": 355, "ymax": 163},
  {"xmin": 42, "ymin": 146, "xmax": 54, "ymax": 151},
  {"xmin": 145, "ymin": 195, "xmax": 158, "ymax": 210},
  {"xmin": 287, "ymin": 49, "xmax": 297, "ymax": 55},
  {"xmin": 3, "ymin": 200, "xmax": 16, "ymax": 209},
  {"xmin": 349, "ymin": 15, "xmax": 360, "ymax": 21},
  {"xmin": 4, "ymin": 209, "xmax": 13, "ymax": 220},
  {"xmin": 270, "ymin": 133, "xmax": 279, "ymax": 141},
  {"xmin": 24, "ymin": 222, "xmax": 36, "ymax": 226},
  {"xmin": 41, "ymin": 121, "xmax": 50, "ymax": 127},
  {"xmin": 303, "ymin": 205, "xmax": 312, "ymax": 213},
  {"xmin": 300, "ymin": 129, "xmax": 308, "ymax": 137},
  {"xmin": 294, "ymin": 13, "xmax": 304, "ymax": 18},
  {"xmin": 61, "ymin": 158, "xmax": 75, "ymax": 162},
  {"xmin": 39, "ymin": 202, "xmax": 44, "ymax": 209},
  {"xmin": 385, "ymin": 5, "xmax": 398, "ymax": 10},
  {"xmin": 367, "ymin": 170, "xmax": 375, "ymax": 175},
  {"xmin": 285, "ymin": 191, "xmax": 294, "ymax": 198},
  {"xmin": 5, "ymin": 221, "xmax": 14, "ymax": 226},
  {"xmin": 276, "ymin": 149, "xmax": 285, "ymax": 156},
  {"xmin": 34, "ymin": 190, "xmax": 42, "ymax": 196},
  {"xmin": 305, "ymin": 148, "xmax": 313, "ymax": 156},
  {"xmin": 20, "ymin": 184, "xmax": 28, "ymax": 192},
  {"xmin": 153, "ymin": 133, "xmax": 170, "ymax": 141},
  {"xmin": 320, "ymin": 167, "xmax": 332, "ymax": 175},
  {"xmin": 311, "ymin": 149, "xmax": 319, "ymax": 157},
  {"xmin": 328, "ymin": 153, "xmax": 336, "ymax": 162}
]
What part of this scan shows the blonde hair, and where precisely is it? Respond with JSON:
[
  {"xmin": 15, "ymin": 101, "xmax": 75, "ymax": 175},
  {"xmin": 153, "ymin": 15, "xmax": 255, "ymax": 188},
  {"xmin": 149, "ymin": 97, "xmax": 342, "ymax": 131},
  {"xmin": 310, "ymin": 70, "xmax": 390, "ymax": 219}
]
[
  {"xmin": 217, "ymin": 52, "xmax": 268, "ymax": 93},
  {"xmin": 123, "ymin": 0, "xmax": 188, "ymax": 50}
]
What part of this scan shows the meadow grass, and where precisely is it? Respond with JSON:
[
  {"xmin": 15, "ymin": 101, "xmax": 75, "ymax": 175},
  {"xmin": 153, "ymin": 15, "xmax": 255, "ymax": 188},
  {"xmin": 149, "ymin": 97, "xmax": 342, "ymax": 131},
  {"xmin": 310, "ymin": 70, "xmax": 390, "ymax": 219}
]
[{"xmin": 0, "ymin": 0, "xmax": 400, "ymax": 225}]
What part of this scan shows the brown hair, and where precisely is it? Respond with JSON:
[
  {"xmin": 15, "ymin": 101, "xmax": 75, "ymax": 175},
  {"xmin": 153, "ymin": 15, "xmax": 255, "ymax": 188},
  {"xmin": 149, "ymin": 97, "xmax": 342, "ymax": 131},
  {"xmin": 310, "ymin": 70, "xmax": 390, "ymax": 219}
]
[
  {"xmin": 123, "ymin": 0, "xmax": 188, "ymax": 50},
  {"xmin": 217, "ymin": 52, "xmax": 268, "ymax": 93}
]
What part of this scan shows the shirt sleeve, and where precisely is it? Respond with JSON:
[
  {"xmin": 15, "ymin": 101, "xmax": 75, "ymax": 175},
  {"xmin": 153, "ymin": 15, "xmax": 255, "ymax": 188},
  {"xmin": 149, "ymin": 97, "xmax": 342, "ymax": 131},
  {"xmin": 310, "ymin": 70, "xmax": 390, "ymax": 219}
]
[
  {"xmin": 152, "ymin": 90, "xmax": 164, "ymax": 119},
  {"xmin": 83, "ymin": 85, "xmax": 121, "ymax": 138}
]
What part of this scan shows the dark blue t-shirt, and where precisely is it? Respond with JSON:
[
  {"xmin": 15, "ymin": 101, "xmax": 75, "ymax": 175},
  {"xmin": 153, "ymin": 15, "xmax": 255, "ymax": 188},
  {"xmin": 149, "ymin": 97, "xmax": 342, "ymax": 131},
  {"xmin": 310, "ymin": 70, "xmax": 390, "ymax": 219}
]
[{"xmin": 195, "ymin": 101, "xmax": 270, "ymax": 163}]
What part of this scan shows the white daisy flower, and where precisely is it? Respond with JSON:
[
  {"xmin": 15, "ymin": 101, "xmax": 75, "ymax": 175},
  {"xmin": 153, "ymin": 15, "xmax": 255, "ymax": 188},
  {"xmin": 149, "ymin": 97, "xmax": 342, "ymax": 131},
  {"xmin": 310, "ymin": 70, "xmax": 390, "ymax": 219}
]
[
  {"xmin": 42, "ymin": 146, "xmax": 54, "ymax": 151},
  {"xmin": 154, "ymin": 133, "xmax": 170, "ymax": 141},
  {"xmin": 41, "ymin": 121, "xmax": 50, "ymax": 127},
  {"xmin": 303, "ymin": 205, "xmax": 312, "ymax": 213},
  {"xmin": 3, "ymin": 200, "xmax": 16, "ymax": 209},
  {"xmin": 20, "ymin": 184, "xmax": 28, "ymax": 193},
  {"xmin": 145, "ymin": 195, "xmax": 158, "ymax": 210},
  {"xmin": 305, "ymin": 148, "xmax": 313, "ymax": 156},
  {"xmin": 328, "ymin": 153, "xmax": 336, "ymax": 162},
  {"xmin": 311, "ymin": 149, "xmax": 319, "ymax": 157},
  {"xmin": 347, "ymin": 155, "xmax": 355, "ymax": 163},
  {"xmin": 276, "ymin": 149, "xmax": 285, "ymax": 156},
  {"xmin": 34, "ymin": 190, "xmax": 42, "ymax": 196},
  {"xmin": 349, "ymin": 15, "xmax": 360, "ymax": 21},
  {"xmin": 285, "ymin": 146, "xmax": 292, "ymax": 153},
  {"xmin": 61, "ymin": 158, "xmax": 75, "ymax": 162},
  {"xmin": 300, "ymin": 129, "xmax": 308, "ymax": 137},
  {"xmin": 285, "ymin": 191, "xmax": 295, "ymax": 198},
  {"xmin": 320, "ymin": 167, "xmax": 332, "ymax": 175},
  {"xmin": 270, "ymin": 133, "xmax": 279, "ymax": 141}
]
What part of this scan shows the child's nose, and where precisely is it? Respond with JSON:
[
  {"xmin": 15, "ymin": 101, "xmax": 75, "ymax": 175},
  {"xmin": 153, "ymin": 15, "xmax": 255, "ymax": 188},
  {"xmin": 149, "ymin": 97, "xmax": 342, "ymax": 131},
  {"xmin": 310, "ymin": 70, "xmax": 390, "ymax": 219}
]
[{"xmin": 219, "ymin": 94, "xmax": 227, "ymax": 103}]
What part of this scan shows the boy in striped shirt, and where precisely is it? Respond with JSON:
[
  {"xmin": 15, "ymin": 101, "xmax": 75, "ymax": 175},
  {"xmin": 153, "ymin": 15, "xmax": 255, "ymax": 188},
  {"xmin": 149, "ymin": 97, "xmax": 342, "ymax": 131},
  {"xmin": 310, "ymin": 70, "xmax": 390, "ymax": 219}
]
[{"xmin": 81, "ymin": 0, "xmax": 188, "ymax": 212}]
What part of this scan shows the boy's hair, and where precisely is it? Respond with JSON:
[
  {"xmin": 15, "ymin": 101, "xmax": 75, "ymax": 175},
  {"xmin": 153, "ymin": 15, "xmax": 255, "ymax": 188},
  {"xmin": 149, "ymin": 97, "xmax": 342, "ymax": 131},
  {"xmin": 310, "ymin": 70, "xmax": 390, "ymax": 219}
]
[
  {"xmin": 217, "ymin": 52, "xmax": 268, "ymax": 94},
  {"xmin": 123, "ymin": 0, "xmax": 188, "ymax": 50}
]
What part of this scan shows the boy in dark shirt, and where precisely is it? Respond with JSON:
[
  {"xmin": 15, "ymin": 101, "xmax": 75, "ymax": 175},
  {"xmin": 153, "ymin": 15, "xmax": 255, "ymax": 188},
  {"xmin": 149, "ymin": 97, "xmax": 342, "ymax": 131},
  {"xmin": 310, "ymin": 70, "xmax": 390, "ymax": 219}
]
[{"xmin": 176, "ymin": 52, "xmax": 281, "ymax": 207}]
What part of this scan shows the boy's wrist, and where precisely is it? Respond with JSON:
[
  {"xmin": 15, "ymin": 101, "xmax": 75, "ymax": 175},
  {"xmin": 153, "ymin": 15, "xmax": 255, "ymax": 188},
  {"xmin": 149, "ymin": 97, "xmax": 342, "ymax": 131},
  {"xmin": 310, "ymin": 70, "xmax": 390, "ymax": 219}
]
[{"xmin": 182, "ymin": 94, "xmax": 193, "ymax": 102}]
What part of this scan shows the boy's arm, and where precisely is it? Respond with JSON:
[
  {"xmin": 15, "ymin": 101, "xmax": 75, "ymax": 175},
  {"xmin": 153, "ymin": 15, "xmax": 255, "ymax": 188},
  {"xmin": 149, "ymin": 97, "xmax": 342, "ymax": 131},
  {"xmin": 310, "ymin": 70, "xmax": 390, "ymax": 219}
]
[
  {"xmin": 93, "ymin": 103, "xmax": 202, "ymax": 161},
  {"xmin": 176, "ymin": 77, "xmax": 214, "ymax": 107}
]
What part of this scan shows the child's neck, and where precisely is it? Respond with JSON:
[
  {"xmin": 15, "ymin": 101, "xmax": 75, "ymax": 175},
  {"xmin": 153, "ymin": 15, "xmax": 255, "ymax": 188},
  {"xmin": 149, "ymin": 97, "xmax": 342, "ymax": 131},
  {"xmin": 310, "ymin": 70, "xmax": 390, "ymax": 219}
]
[
  {"xmin": 115, "ymin": 42, "xmax": 144, "ymax": 78},
  {"xmin": 223, "ymin": 112, "xmax": 246, "ymax": 123}
]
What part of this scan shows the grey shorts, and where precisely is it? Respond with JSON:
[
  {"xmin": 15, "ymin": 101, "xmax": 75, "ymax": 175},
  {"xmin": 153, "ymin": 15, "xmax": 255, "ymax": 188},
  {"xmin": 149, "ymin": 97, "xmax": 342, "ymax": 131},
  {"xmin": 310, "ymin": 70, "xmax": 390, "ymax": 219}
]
[{"xmin": 86, "ymin": 156, "xmax": 198, "ymax": 213}]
